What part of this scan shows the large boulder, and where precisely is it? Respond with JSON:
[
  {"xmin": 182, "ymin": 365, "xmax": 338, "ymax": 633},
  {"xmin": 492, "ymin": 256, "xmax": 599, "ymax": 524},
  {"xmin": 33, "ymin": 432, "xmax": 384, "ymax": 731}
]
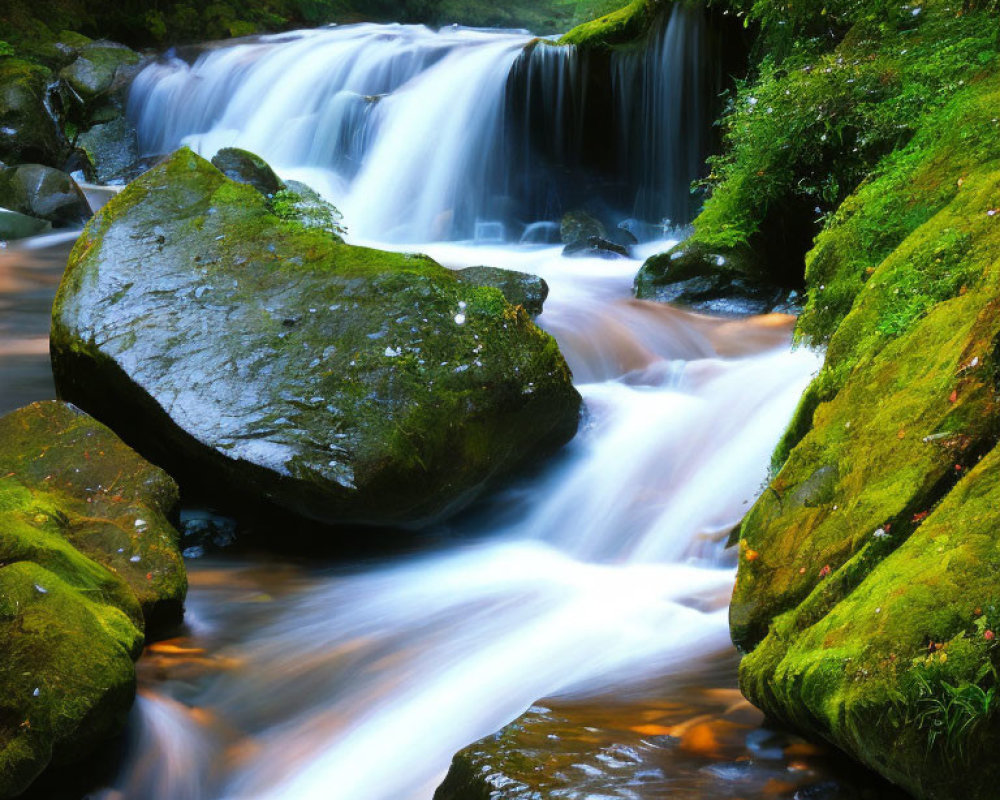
[
  {"xmin": 0, "ymin": 401, "xmax": 186, "ymax": 799},
  {"xmin": 0, "ymin": 164, "xmax": 91, "ymax": 226},
  {"xmin": 59, "ymin": 42, "xmax": 141, "ymax": 105},
  {"xmin": 0, "ymin": 208, "xmax": 50, "ymax": 241},
  {"xmin": 77, "ymin": 116, "xmax": 141, "ymax": 184},
  {"xmin": 51, "ymin": 148, "xmax": 581, "ymax": 531},
  {"xmin": 0, "ymin": 60, "xmax": 64, "ymax": 167},
  {"xmin": 559, "ymin": 209, "xmax": 606, "ymax": 246}
]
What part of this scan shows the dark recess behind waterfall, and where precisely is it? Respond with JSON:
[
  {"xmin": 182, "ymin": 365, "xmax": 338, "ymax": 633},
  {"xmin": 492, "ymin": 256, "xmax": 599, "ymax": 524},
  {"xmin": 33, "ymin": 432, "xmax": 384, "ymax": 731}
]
[{"xmin": 498, "ymin": 6, "xmax": 750, "ymax": 235}]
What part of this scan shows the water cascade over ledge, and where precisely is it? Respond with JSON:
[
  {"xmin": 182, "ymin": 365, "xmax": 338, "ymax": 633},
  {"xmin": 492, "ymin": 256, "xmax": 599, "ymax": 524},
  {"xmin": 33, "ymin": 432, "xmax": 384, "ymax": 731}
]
[
  {"xmin": 127, "ymin": 11, "xmax": 717, "ymax": 243},
  {"xmin": 59, "ymin": 15, "xmax": 830, "ymax": 800}
]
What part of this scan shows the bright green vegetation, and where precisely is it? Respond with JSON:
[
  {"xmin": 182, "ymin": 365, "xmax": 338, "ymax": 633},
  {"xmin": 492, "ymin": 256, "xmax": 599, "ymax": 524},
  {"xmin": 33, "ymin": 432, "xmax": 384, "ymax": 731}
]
[
  {"xmin": 51, "ymin": 148, "xmax": 580, "ymax": 531},
  {"xmin": 645, "ymin": 0, "xmax": 1000, "ymax": 291},
  {"xmin": 559, "ymin": 0, "xmax": 654, "ymax": 46},
  {"xmin": 0, "ymin": 401, "xmax": 186, "ymax": 799},
  {"xmin": 695, "ymin": 1, "xmax": 1000, "ymax": 797}
]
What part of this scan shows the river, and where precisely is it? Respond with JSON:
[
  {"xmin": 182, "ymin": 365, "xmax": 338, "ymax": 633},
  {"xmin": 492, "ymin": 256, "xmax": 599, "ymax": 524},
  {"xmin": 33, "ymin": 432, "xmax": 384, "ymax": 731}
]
[{"xmin": 0, "ymin": 17, "xmax": 902, "ymax": 800}]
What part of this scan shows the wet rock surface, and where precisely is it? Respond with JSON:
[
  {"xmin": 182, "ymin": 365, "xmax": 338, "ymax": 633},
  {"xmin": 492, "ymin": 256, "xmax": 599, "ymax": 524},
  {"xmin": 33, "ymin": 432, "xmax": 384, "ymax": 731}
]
[
  {"xmin": 210, "ymin": 147, "xmax": 284, "ymax": 196},
  {"xmin": 0, "ymin": 164, "xmax": 91, "ymax": 226},
  {"xmin": 434, "ymin": 676, "xmax": 905, "ymax": 800},
  {"xmin": 51, "ymin": 148, "xmax": 581, "ymax": 531},
  {"xmin": 77, "ymin": 117, "xmax": 140, "ymax": 184},
  {"xmin": 454, "ymin": 266, "xmax": 549, "ymax": 318},
  {"xmin": 635, "ymin": 242, "xmax": 798, "ymax": 316},
  {"xmin": 0, "ymin": 60, "xmax": 64, "ymax": 167},
  {"xmin": 0, "ymin": 401, "xmax": 186, "ymax": 799}
]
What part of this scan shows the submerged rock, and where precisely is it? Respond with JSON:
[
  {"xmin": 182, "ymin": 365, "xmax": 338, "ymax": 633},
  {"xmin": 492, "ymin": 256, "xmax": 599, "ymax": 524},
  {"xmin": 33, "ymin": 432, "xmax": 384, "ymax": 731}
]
[
  {"xmin": 211, "ymin": 147, "xmax": 284, "ymax": 196},
  {"xmin": 0, "ymin": 164, "xmax": 91, "ymax": 226},
  {"xmin": 564, "ymin": 235, "xmax": 631, "ymax": 260},
  {"xmin": 51, "ymin": 148, "xmax": 581, "ymax": 531},
  {"xmin": 0, "ymin": 207, "xmax": 51, "ymax": 240},
  {"xmin": 454, "ymin": 266, "xmax": 549, "ymax": 317},
  {"xmin": 0, "ymin": 401, "xmax": 186, "ymax": 799}
]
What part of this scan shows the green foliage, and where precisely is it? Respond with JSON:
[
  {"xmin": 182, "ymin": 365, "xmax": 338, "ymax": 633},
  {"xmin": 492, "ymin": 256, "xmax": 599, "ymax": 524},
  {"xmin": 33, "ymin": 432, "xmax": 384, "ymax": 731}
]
[
  {"xmin": 911, "ymin": 671, "xmax": 997, "ymax": 761},
  {"xmin": 695, "ymin": 0, "xmax": 1000, "ymax": 257}
]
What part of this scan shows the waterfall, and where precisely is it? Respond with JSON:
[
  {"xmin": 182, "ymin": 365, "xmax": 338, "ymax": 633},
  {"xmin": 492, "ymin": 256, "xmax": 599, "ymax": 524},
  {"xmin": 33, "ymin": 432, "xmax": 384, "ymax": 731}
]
[
  {"xmin": 128, "ymin": 11, "xmax": 713, "ymax": 242},
  {"xmin": 87, "ymin": 16, "xmax": 823, "ymax": 800},
  {"xmin": 613, "ymin": 4, "xmax": 712, "ymax": 226}
]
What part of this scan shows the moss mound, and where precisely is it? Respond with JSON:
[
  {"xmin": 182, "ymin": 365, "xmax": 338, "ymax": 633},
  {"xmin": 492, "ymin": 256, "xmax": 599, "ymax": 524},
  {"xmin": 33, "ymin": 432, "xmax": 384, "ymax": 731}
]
[
  {"xmin": 0, "ymin": 401, "xmax": 185, "ymax": 799},
  {"xmin": 730, "ymin": 17, "xmax": 1000, "ymax": 800},
  {"xmin": 51, "ymin": 148, "xmax": 581, "ymax": 532}
]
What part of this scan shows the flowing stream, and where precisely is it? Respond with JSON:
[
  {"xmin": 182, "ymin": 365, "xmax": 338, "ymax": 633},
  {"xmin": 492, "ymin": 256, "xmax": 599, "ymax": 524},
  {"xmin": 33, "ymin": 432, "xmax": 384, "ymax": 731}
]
[
  {"xmin": 96, "ymin": 244, "xmax": 819, "ymax": 800},
  {"xmin": 0, "ymin": 15, "xmax": 885, "ymax": 800}
]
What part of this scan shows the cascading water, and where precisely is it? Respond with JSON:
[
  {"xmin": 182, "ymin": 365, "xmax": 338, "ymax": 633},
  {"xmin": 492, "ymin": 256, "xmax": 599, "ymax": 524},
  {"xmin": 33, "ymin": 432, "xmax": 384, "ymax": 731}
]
[
  {"xmin": 70, "ymin": 13, "xmax": 825, "ymax": 800},
  {"xmin": 86, "ymin": 240, "xmax": 819, "ymax": 800},
  {"xmin": 127, "ymin": 10, "xmax": 713, "ymax": 242}
]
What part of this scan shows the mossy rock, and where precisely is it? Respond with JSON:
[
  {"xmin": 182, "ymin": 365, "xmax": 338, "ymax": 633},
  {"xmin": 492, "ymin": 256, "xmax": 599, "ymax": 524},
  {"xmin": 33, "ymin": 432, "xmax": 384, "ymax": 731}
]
[
  {"xmin": 59, "ymin": 42, "xmax": 140, "ymax": 103},
  {"xmin": 0, "ymin": 164, "xmax": 91, "ymax": 226},
  {"xmin": 0, "ymin": 207, "xmax": 50, "ymax": 240},
  {"xmin": 211, "ymin": 147, "xmax": 284, "ymax": 197},
  {"xmin": 0, "ymin": 401, "xmax": 186, "ymax": 799},
  {"xmin": 559, "ymin": 209, "xmax": 606, "ymax": 246},
  {"xmin": 635, "ymin": 241, "xmax": 797, "ymax": 316},
  {"xmin": 559, "ymin": 0, "xmax": 656, "ymax": 48},
  {"xmin": 51, "ymin": 148, "xmax": 581, "ymax": 532},
  {"xmin": 454, "ymin": 267, "xmax": 548, "ymax": 318},
  {"xmin": 0, "ymin": 59, "xmax": 64, "ymax": 166},
  {"xmin": 77, "ymin": 116, "xmax": 140, "ymax": 184},
  {"xmin": 732, "ymin": 78, "xmax": 1000, "ymax": 800},
  {"xmin": 273, "ymin": 179, "xmax": 345, "ymax": 240}
]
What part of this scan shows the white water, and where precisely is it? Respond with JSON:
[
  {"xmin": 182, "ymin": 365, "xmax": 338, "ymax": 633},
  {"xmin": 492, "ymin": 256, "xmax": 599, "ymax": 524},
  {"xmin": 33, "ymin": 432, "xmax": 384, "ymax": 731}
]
[
  {"xmin": 106, "ymin": 19, "xmax": 820, "ymax": 800},
  {"xmin": 98, "ymin": 244, "xmax": 818, "ymax": 800},
  {"xmin": 128, "ymin": 15, "xmax": 709, "ymax": 241}
]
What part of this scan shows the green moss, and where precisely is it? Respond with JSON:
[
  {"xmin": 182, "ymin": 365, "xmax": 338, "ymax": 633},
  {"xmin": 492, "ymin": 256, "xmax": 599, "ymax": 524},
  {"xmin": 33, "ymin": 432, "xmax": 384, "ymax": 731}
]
[
  {"xmin": 739, "ymin": 443, "xmax": 1000, "ymax": 798},
  {"xmin": 732, "ymin": 69, "xmax": 1000, "ymax": 800},
  {"xmin": 686, "ymin": 0, "xmax": 1000, "ymax": 288},
  {"xmin": 0, "ymin": 401, "xmax": 186, "ymax": 798},
  {"xmin": 51, "ymin": 148, "xmax": 581, "ymax": 530},
  {"xmin": 559, "ymin": 0, "xmax": 654, "ymax": 48}
]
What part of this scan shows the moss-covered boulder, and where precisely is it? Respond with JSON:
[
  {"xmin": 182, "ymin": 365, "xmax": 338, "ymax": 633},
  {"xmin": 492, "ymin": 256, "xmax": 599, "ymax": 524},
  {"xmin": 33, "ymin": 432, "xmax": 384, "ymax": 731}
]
[
  {"xmin": 211, "ymin": 147, "xmax": 284, "ymax": 197},
  {"xmin": 0, "ymin": 59, "xmax": 63, "ymax": 166},
  {"xmin": 635, "ymin": 240, "xmax": 798, "ymax": 316},
  {"xmin": 58, "ymin": 42, "xmax": 140, "ymax": 104},
  {"xmin": 51, "ymin": 148, "xmax": 581, "ymax": 531},
  {"xmin": 454, "ymin": 267, "xmax": 548, "ymax": 318},
  {"xmin": 0, "ymin": 164, "xmax": 90, "ymax": 226},
  {"xmin": 559, "ymin": 0, "xmax": 657, "ymax": 48},
  {"xmin": 732, "ymin": 68, "xmax": 1000, "ymax": 800},
  {"xmin": 0, "ymin": 401, "xmax": 186, "ymax": 799},
  {"xmin": 559, "ymin": 209, "xmax": 606, "ymax": 245},
  {"xmin": 273, "ymin": 179, "xmax": 346, "ymax": 240}
]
